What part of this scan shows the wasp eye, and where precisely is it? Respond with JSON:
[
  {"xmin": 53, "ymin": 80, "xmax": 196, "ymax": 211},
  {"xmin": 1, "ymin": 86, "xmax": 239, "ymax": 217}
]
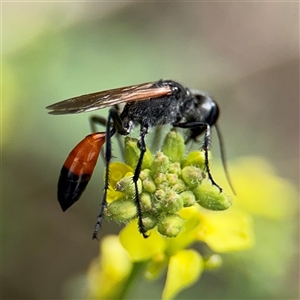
[{"xmin": 207, "ymin": 102, "xmax": 219, "ymax": 125}]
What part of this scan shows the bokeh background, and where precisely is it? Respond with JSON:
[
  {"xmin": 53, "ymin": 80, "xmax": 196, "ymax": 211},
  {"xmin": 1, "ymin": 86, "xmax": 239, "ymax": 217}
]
[{"xmin": 2, "ymin": 1, "xmax": 299, "ymax": 299}]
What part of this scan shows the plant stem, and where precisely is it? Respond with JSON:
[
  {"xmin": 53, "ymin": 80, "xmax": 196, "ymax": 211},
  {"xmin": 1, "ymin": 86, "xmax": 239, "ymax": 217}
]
[{"xmin": 118, "ymin": 261, "xmax": 148, "ymax": 300}]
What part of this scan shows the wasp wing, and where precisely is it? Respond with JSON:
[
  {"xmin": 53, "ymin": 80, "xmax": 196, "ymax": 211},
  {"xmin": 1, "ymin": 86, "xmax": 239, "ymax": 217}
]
[{"xmin": 46, "ymin": 82, "xmax": 172, "ymax": 115}]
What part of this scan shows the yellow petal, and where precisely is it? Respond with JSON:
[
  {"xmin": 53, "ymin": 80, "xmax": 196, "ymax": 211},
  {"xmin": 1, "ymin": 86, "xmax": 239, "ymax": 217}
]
[
  {"xmin": 86, "ymin": 235, "xmax": 132, "ymax": 299},
  {"xmin": 119, "ymin": 219, "xmax": 166, "ymax": 261},
  {"xmin": 197, "ymin": 208, "xmax": 255, "ymax": 252},
  {"xmin": 165, "ymin": 206, "xmax": 201, "ymax": 256},
  {"xmin": 233, "ymin": 158, "xmax": 297, "ymax": 219},
  {"xmin": 107, "ymin": 162, "xmax": 133, "ymax": 202},
  {"xmin": 162, "ymin": 250, "xmax": 203, "ymax": 300},
  {"xmin": 214, "ymin": 157, "xmax": 297, "ymax": 219},
  {"xmin": 100, "ymin": 235, "xmax": 132, "ymax": 277}
]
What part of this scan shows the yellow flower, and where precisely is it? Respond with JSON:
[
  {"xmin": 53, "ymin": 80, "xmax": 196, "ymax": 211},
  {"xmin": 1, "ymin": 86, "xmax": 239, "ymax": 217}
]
[
  {"xmin": 106, "ymin": 162, "xmax": 133, "ymax": 202},
  {"xmin": 162, "ymin": 249, "xmax": 203, "ymax": 300},
  {"xmin": 86, "ymin": 235, "xmax": 132, "ymax": 299},
  {"xmin": 196, "ymin": 207, "xmax": 254, "ymax": 252},
  {"xmin": 82, "ymin": 131, "xmax": 297, "ymax": 300},
  {"xmin": 118, "ymin": 204, "xmax": 253, "ymax": 299},
  {"xmin": 225, "ymin": 156, "xmax": 296, "ymax": 220},
  {"xmin": 105, "ymin": 131, "xmax": 233, "ymax": 238}
]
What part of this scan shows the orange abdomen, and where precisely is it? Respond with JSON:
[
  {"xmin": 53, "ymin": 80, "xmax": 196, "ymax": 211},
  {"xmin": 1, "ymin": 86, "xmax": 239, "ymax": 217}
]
[{"xmin": 57, "ymin": 132, "xmax": 106, "ymax": 211}]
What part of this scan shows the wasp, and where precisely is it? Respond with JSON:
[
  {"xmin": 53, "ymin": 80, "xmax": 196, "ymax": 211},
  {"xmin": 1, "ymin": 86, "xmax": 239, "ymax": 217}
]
[{"xmin": 47, "ymin": 79, "xmax": 233, "ymax": 239}]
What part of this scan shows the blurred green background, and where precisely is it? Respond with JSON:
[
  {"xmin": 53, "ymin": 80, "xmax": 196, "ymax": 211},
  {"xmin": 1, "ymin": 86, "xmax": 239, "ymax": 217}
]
[{"xmin": 2, "ymin": 2, "xmax": 299, "ymax": 299}]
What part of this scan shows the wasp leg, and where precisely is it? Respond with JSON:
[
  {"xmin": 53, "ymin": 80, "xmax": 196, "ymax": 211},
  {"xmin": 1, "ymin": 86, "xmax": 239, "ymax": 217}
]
[
  {"xmin": 89, "ymin": 116, "xmax": 108, "ymax": 161},
  {"xmin": 132, "ymin": 127, "xmax": 149, "ymax": 238},
  {"xmin": 90, "ymin": 115, "xmax": 107, "ymax": 132},
  {"xmin": 173, "ymin": 121, "xmax": 222, "ymax": 193},
  {"xmin": 92, "ymin": 109, "xmax": 126, "ymax": 240},
  {"xmin": 113, "ymin": 103, "xmax": 122, "ymax": 115},
  {"xmin": 90, "ymin": 113, "xmax": 124, "ymax": 158}
]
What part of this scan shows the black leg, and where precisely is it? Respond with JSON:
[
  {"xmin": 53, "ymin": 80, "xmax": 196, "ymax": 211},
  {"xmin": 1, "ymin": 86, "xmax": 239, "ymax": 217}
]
[
  {"xmin": 132, "ymin": 128, "xmax": 149, "ymax": 238},
  {"xmin": 173, "ymin": 121, "xmax": 222, "ymax": 193},
  {"xmin": 114, "ymin": 103, "xmax": 122, "ymax": 115},
  {"xmin": 201, "ymin": 124, "xmax": 222, "ymax": 192},
  {"xmin": 90, "ymin": 103, "xmax": 122, "ymax": 132},
  {"xmin": 90, "ymin": 115, "xmax": 107, "ymax": 132},
  {"xmin": 90, "ymin": 116, "xmax": 108, "ymax": 161},
  {"xmin": 92, "ymin": 109, "xmax": 126, "ymax": 240},
  {"xmin": 90, "ymin": 115, "xmax": 125, "ymax": 159},
  {"xmin": 112, "ymin": 103, "xmax": 128, "ymax": 155}
]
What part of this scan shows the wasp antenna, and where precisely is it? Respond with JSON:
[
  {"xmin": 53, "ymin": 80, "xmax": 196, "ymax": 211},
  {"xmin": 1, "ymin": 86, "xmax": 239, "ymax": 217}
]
[{"xmin": 215, "ymin": 123, "xmax": 236, "ymax": 195}]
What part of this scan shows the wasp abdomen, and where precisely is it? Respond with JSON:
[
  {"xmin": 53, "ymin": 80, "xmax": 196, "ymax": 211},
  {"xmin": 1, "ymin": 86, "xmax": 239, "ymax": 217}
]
[{"xmin": 57, "ymin": 132, "xmax": 106, "ymax": 211}]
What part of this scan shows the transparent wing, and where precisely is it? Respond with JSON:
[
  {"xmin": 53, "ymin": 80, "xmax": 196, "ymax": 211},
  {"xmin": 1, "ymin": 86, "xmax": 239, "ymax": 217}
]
[{"xmin": 46, "ymin": 82, "xmax": 172, "ymax": 115}]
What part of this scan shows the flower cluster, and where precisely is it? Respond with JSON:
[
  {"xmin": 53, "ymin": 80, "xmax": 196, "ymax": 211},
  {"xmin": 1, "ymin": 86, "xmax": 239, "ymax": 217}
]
[
  {"xmin": 68, "ymin": 126, "xmax": 297, "ymax": 300},
  {"xmin": 105, "ymin": 131, "xmax": 232, "ymax": 238},
  {"xmin": 83, "ymin": 130, "xmax": 256, "ymax": 300}
]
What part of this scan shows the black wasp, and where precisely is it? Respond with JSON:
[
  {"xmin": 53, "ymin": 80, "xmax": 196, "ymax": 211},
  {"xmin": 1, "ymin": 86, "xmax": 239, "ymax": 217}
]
[{"xmin": 46, "ymin": 79, "xmax": 233, "ymax": 239}]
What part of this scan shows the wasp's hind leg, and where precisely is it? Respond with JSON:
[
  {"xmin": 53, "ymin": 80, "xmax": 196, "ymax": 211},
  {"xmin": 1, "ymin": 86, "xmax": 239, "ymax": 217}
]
[
  {"xmin": 89, "ymin": 116, "xmax": 108, "ymax": 161},
  {"xmin": 92, "ymin": 109, "xmax": 126, "ymax": 240},
  {"xmin": 90, "ymin": 105, "xmax": 124, "ymax": 157}
]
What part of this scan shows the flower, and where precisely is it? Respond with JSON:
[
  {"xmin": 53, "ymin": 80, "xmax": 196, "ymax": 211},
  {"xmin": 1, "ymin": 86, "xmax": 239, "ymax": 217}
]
[
  {"xmin": 105, "ymin": 131, "xmax": 233, "ymax": 238},
  {"xmin": 83, "ymin": 131, "xmax": 260, "ymax": 300},
  {"xmin": 80, "ymin": 129, "xmax": 298, "ymax": 300},
  {"xmin": 86, "ymin": 235, "xmax": 133, "ymax": 299}
]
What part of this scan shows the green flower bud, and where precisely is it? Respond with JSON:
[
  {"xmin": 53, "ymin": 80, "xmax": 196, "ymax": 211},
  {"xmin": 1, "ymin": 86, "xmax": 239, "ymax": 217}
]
[
  {"xmin": 159, "ymin": 190, "xmax": 183, "ymax": 214},
  {"xmin": 181, "ymin": 166, "xmax": 204, "ymax": 188},
  {"xmin": 142, "ymin": 148, "xmax": 154, "ymax": 170},
  {"xmin": 179, "ymin": 191, "xmax": 196, "ymax": 207},
  {"xmin": 124, "ymin": 137, "xmax": 153, "ymax": 169},
  {"xmin": 182, "ymin": 150, "xmax": 206, "ymax": 169},
  {"xmin": 172, "ymin": 179, "xmax": 186, "ymax": 193},
  {"xmin": 157, "ymin": 214, "xmax": 184, "ymax": 237},
  {"xmin": 115, "ymin": 175, "xmax": 142, "ymax": 196},
  {"xmin": 142, "ymin": 177, "xmax": 156, "ymax": 194},
  {"xmin": 142, "ymin": 212, "xmax": 157, "ymax": 231},
  {"xmin": 166, "ymin": 173, "xmax": 178, "ymax": 185},
  {"xmin": 161, "ymin": 131, "xmax": 185, "ymax": 162},
  {"xmin": 106, "ymin": 198, "xmax": 137, "ymax": 222},
  {"xmin": 168, "ymin": 162, "xmax": 182, "ymax": 175},
  {"xmin": 154, "ymin": 172, "xmax": 167, "ymax": 184},
  {"xmin": 153, "ymin": 189, "xmax": 165, "ymax": 212},
  {"xmin": 140, "ymin": 168, "xmax": 152, "ymax": 180},
  {"xmin": 151, "ymin": 152, "xmax": 169, "ymax": 174},
  {"xmin": 141, "ymin": 192, "xmax": 152, "ymax": 211},
  {"xmin": 154, "ymin": 189, "xmax": 166, "ymax": 200},
  {"xmin": 203, "ymin": 254, "xmax": 223, "ymax": 270},
  {"xmin": 193, "ymin": 179, "xmax": 232, "ymax": 210}
]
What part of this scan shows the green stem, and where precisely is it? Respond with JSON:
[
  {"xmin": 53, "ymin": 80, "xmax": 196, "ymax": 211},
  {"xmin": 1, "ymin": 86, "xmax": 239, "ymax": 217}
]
[{"xmin": 118, "ymin": 261, "xmax": 148, "ymax": 300}]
